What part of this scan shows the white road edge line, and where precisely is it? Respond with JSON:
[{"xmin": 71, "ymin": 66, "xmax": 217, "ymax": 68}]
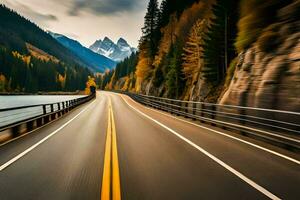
[
  {"xmin": 0, "ymin": 100, "xmax": 96, "ymax": 172},
  {"xmin": 121, "ymin": 95, "xmax": 281, "ymax": 200},
  {"xmin": 124, "ymin": 95, "xmax": 300, "ymax": 166}
]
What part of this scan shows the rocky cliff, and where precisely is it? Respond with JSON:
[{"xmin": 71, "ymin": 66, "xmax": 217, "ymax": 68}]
[{"xmin": 220, "ymin": 1, "xmax": 300, "ymax": 112}]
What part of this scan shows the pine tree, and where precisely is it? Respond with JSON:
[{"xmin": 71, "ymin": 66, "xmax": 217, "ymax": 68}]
[
  {"xmin": 166, "ymin": 42, "xmax": 185, "ymax": 98},
  {"xmin": 141, "ymin": 0, "xmax": 161, "ymax": 59},
  {"xmin": 202, "ymin": 0, "xmax": 239, "ymax": 83}
]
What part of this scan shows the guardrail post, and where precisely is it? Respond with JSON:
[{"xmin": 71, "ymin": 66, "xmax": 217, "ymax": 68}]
[
  {"xmin": 167, "ymin": 99, "xmax": 171, "ymax": 113},
  {"xmin": 12, "ymin": 126, "xmax": 20, "ymax": 137},
  {"xmin": 169, "ymin": 100, "xmax": 173, "ymax": 114},
  {"xmin": 211, "ymin": 105, "xmax": 216, "ymax": 126},
  {"xmin": 50, "ymin": 104, "xmax": 56, "ymax": 120},
  {"xmin": 50, "ymin": 104, "xmax": 54, "ymax": 113},
  {"xmin": 180, "ymin": 102, "xmax": 185, "ymax": 118},
  {"xmin": 200, "ymin": 104, "xmax": 204, "ymax": 123},
  {"xmin": 192, "ymin": 103, "xmax": 197, "ymax": 120},
  {"xmin": 43, "ymin": 105, "xmax": 46, "ymax": 115},
  {"xmin": 62, "ymin": 102, "xmax": 65, "ymax": 114},
  {"xmin": 57, "ymin": 103, "xmax": 61, "ymax": 117},
  {"xmin": 27, "ymin": 121, "xmax": 34, "ymax": 132}
]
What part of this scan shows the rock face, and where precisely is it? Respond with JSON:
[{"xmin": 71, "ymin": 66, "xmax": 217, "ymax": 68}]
[{"xmin": 220, "ymin": 2, "xmax": 300, "ymax": 112}]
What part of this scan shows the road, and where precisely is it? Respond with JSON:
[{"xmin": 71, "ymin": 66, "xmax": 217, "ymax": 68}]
[{"xmin": 0, "ymin": 91, "xmax": 299, "ymax": 200}]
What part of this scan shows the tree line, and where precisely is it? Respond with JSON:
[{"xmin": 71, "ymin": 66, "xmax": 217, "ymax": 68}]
[{"xmin": 0, "ymin": 47, "xmax": 91, "ymax": 93}]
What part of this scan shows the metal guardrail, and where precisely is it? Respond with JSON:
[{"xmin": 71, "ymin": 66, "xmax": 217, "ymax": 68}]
[
  {"xmin": 118, "ymin": 91, "xmax": 300, "ymax": 151},
  {"xmin": 0, "ymin": 93, "xmax": 96, "ymax": 143}
]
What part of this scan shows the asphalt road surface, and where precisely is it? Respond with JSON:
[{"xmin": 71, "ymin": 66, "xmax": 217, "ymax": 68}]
[{"xmin": 0, "ymin": 91, "xmax": 299, "ymax": 200}]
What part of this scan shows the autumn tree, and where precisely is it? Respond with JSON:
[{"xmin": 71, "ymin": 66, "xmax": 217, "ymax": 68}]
[
  {"xmin": 85, "ymin": 76, "xmax": 97, "ymax": 95},
  {"xmin": 0, "ymin": 74, "xmax": 7, "ymax": 92},
  {"xmin": 182, "ymin": 19, "xmax": 208, "ymax": 84}
]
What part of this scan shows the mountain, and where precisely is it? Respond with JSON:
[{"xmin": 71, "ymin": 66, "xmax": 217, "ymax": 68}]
[
  {"xmin": 0, "ymin": 5, "xmax": 90, "ymax": 69},
  {"xmin": 49, "ymin": 32, "xmax": 116, "ymax": 72},
  {"xmin": 89, "ymin": 37, "xmax": 137, "ymax": 62},
  {"xmin": 0, "ymin": 5, "xmax": 91, "ymax": 93}
]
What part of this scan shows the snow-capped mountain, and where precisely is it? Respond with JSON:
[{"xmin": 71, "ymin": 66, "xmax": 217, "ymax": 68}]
[
  {"xmin": 48, "ymin": 32, "xmax": 116, "ymax": 72},
  {"xmin": 89, "ymin": 37, "xmax": 137, "ymax": 62}
]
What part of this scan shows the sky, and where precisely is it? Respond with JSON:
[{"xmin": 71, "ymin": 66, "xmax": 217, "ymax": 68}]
[{"xmin": 0, "ymin": 0, "xmax": 152, "ymax": 47}]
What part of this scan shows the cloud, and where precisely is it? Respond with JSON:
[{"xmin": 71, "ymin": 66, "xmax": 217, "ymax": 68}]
[
  {"xmin": 67, "ymin": 0, "xmax": 144, "ymax": 16},
  {"xmin": 0, "ymin": 0, "xmax": 58, "ymax": 27}
]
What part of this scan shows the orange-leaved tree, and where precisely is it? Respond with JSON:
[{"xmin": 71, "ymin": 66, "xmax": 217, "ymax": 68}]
[{"xmin": 85, "ymin": 76, "xmax": 97, "ymax": 95}]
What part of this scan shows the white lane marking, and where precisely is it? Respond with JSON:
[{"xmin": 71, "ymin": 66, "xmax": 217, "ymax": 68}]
[
  {"xmin": 0, "ymin": 100, "xmax": 96, "ymax": 171},
  {"xmin": 123, "ymin": 95, "xmax": 300, "ymax": 166},
  {"xmin": 121, "ymin": 95, "xmax": 280, "ymax": 200}
]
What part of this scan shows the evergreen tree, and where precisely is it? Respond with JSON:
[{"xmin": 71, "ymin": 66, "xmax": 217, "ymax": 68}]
[
  {"xmin": 141, "ymin": 0, "xmax": 161, "ymax": 59},
  {"xmin": 202, "ymin": 0, "xmax": 239, "ymax": 83},
  {"xmin": 166, "ymin": 42, "xmax": 185, "ymax": 98}
]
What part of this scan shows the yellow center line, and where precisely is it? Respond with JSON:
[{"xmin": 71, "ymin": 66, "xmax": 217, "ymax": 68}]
[{"xmin": 101, "ymin": 98, "xmax": 121, "ymax": 200}]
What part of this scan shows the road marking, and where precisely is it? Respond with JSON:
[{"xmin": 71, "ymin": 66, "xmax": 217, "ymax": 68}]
[
  {"xmin": 0, "ymin": 100, "xmax": 96, "ymax": 172},
  {"xmin": 123, "ymin": 95, "xmax": 300, "ymax": 165},
  {"xmin": 121, "ymin": 95, "xmax": 281, "ymax": 200},
  {"xmin": 101, "ymin": 101, "xmax": 112, "ymax": 200},
  {"xmin": 101, "ymin": 98, "xmax": 121, "ymax": 200}
]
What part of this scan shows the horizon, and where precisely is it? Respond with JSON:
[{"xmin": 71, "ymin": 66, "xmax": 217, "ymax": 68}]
[{"xmin": 0, "ymin": 0, "xmax": 154, "ymax": 48}]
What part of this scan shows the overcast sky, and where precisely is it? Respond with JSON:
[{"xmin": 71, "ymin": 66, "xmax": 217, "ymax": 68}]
[{"xmin": 0, "ymin": 0, "xmax": 153, "ymax": 47}]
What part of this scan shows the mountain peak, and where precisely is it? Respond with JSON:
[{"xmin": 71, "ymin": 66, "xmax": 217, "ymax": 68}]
[
  {"xmin": 117, "ymin": 38, "xmax": 130, "ymax": 47},
  {"xmin": 89, "ymin": 36, "xmax": 136, "ymax": 62},
  {"xmin": 49, "ymin": 32, "xmax": 116, "ymax": 72},
  {"xmin": 103, "ymin": 37, "xmax": 114, "ymax": 44}
]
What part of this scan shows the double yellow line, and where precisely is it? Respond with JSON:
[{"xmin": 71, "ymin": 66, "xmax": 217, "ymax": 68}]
[{"xmin": 101, "ymin": 98, "xmax": 121, "ymax": 200}]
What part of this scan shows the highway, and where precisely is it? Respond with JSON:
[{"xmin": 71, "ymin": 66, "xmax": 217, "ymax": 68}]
[{"xmin": 0, "ymin": 91, "xmax": 299, "ymax": 200}]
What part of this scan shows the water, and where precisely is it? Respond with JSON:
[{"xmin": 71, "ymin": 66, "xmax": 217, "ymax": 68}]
[{"xmin": 0, "ymin": 95, "xmax": 86, "ymax": 127}]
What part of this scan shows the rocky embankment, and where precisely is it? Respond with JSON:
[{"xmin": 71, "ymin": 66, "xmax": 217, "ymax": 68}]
[{"xmin": 220, "ymin": 1, "xmax": 300, "ymax": 112}]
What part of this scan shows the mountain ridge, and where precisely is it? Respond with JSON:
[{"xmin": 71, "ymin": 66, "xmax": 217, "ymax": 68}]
[
  {"xmin": 49, "ymin": 31, "xmax": 116, "ymax": 72},
  {"xmin": 89, "ymin": 37, "xmax": 137, "ymax": 62}
]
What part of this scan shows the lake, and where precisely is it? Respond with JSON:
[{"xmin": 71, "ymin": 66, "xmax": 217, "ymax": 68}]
[{"xmin": 0, "ymin": 95, "xmax": 86, "ymax": 127}]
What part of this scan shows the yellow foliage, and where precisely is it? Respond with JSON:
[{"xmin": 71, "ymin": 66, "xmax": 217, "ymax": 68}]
[
  {"xmin": 0, "ymin": 74, "xmax": 6, "ymax": 82},
  {"xmin": 182, "ymin": 19, "xmax": 208, "ymax": 83},
  {"xmin": 57, "ymin": 74, "xmax": 66, "ymax": 88},
  {"xmin": 12, "ymin": 51, "xmax": 22, "ymax": 58},
  {"xmin": 108, "ymin": 71, "xmax": 116, "ymax": 90},
  {"xmin": 26, "ymin": 43, "xmax": 59, "ymax": 63},
  {"xmin": 153, "ymin": 1, "xmax": 213, "ymax": 69},
  {"xmin": 0, "ymin": 74, "xmax": 6, "ymax": 92},
  {"xmin": 22, "ymin": 55, "xmax": 31, "ymax": 66},
  {"xmin": 12, "ymin": 51, "xmax": 31, "ymax": 66},
  {"xmin": 153, "ymin": 14, "xmax": 178, "ymax": 68},
  {"xmin": 135, "ymin": 49, "xmax": 152, "ymax": 81},
  {"xmin": 85, "ymin": 76, "xmax": 97, "ymax": 95},
  {"xmin": 121, "ymin": 76, "xmax": 130, "ymax": 91}
]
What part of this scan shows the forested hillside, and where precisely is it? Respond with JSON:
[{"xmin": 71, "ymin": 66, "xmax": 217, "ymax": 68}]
[
  {"xmin": 0, "ymin": 5, "xmax": 92, "ymax": 93},
  {"xmin": 102, "ymin": 0, "xmax": 299, "ymax": 111}
]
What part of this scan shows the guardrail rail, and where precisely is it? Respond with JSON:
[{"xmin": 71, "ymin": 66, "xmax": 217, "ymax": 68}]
[
  {"xmin": 0, "ymin": 93, "xmax": 96, "ymax": 144},
  {"xmin": 117, "ymin": 91, "xmax": 300, "ymax": 151}
]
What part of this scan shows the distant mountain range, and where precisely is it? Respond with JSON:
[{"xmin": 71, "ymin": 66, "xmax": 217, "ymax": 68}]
[
  {"xmin": 0, "ymin": 5, "xmax": 93, "ymax": 92},
  {"xmin": 0, "ymin": 5, "xmax": 90, "ymax": 70},
  {"xmin": 49, "ymin": 32, "xmax": 116, "ymax": 72},
  {"xmin": 89, "ymin": 37, "xmax": 137, "ymax": 62}
]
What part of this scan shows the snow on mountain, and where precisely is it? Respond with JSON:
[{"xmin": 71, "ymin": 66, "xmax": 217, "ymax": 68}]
[
  {"xmin": 89, "ymin": 37, "xmax": 137, "ymax": 62},
  {"xmin": 48, "ymin": 31, "xmax": 116, "ymax": 72}
]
